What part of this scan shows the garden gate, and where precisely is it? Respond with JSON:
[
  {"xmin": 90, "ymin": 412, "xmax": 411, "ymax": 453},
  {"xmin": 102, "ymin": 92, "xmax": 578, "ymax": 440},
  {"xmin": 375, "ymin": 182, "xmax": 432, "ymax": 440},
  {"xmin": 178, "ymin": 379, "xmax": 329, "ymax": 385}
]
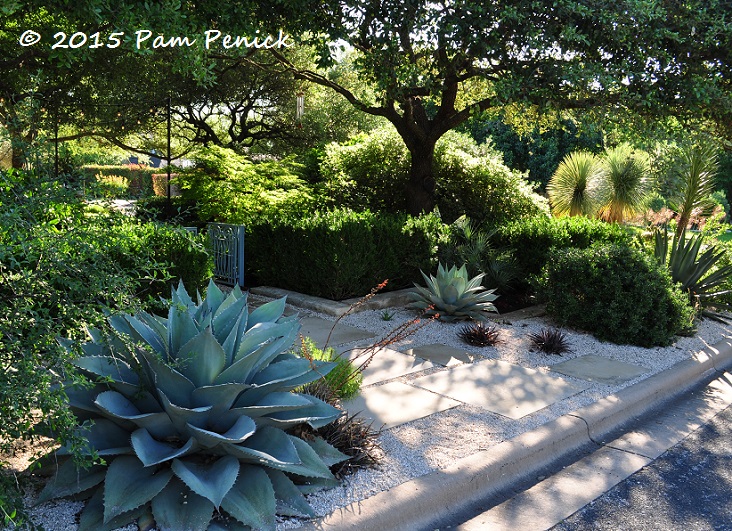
[{"xmin": 207, "ymin": 223, "xmax": 245, "ymax": 287}]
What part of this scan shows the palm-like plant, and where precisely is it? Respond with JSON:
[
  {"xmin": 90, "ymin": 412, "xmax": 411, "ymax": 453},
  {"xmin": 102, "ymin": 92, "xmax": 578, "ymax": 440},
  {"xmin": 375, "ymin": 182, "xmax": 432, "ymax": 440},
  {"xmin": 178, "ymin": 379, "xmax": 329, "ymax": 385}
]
[
  {"xmin": 597, "ymin": 144, "xmax": 652, "ymax": 223},
  {"xmin": 547, "ymin": 151, "xmax": 604, "ymax": 217},
  {"xmin": 670, "ymin": 144, "xmax": 719, "ymax": 239},
  {"xmin": 654, "ymin": 227, "xmax": 732, "ymax": 321}
]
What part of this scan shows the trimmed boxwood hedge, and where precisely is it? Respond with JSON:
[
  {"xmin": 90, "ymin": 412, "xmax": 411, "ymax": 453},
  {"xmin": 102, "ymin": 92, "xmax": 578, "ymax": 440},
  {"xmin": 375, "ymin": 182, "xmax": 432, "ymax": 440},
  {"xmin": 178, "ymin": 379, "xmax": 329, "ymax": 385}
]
[{"xmin": 245, "ymin": 209, "xmax": 449, "ymax": 300}]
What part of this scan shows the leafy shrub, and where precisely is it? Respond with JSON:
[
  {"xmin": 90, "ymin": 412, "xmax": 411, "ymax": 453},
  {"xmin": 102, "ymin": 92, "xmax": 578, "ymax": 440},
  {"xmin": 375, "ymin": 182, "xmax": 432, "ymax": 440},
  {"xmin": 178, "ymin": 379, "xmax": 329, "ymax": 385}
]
[
  {"xmin": 319, "ymin": 127, "xmax": 548, "ymax": 224},
  {"xmin": 246, "ymin": 209, "xmax": 448, "ymax": 300},
  {"xmin": 93, "ymin": 173, "xmax": 130, "ymax": 198},
  {"xmin": 298, "ymin": 337, "xmax": 362, "ymax": 400},
  {"xmin": 134, "ymin": 195, "xmax": 200, "ymax": 226},
  {"xmin": 176, "ymin": 145, "xmax": 317, "ymax": 225},
  {"xmin": 492, "ymin": 216, "xmax": 634, "ymax": 280},
  {"xmin": 540, "ymin": 244, "xmax": 695, "ymax": 346},
  {"xmin": 41, "ymin": 282, "xmax": 346, "ymax": 530}
]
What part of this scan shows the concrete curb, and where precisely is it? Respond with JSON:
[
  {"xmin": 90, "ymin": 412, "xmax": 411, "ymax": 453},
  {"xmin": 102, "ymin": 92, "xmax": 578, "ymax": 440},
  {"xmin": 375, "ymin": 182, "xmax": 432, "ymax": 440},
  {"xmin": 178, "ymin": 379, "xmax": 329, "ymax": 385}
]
[
  {"xmin": 249, "ymin": 287, "xmax": 415, "ymax": 317},
  {"xmin": 303, "ymin": 337, "xmax": 732, "ymax": 531}
]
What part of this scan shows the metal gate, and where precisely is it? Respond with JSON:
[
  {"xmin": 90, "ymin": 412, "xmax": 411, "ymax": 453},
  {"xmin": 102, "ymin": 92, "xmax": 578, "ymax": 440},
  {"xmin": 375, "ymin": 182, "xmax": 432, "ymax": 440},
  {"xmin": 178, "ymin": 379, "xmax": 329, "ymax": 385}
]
[{"xmin": 207, "ymin": 223, "xmax": 245, "ymax": 287}]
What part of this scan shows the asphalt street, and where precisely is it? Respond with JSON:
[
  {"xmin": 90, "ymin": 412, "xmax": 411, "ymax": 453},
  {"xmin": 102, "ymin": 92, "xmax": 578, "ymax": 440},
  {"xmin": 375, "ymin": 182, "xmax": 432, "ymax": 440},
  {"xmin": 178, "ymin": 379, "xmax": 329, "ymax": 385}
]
[{"xmin": 550, "ymin": 401, "xmax": 732, "ymax": 531}]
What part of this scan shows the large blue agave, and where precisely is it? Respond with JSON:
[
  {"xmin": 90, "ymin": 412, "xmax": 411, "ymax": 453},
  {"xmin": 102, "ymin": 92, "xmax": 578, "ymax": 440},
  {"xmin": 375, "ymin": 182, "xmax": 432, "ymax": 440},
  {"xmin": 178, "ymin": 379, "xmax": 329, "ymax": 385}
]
[{"xmin": 39, "ymin": 280, "xmax": 347, "ymax": 530}]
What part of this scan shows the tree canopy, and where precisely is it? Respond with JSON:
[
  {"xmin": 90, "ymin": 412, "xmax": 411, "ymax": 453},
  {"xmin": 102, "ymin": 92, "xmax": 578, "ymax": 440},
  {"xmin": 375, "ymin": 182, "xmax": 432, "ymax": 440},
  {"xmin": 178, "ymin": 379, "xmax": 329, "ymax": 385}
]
[{"xmin": 273, "ymin": 0, "xmax": 731, "ymax": 214}]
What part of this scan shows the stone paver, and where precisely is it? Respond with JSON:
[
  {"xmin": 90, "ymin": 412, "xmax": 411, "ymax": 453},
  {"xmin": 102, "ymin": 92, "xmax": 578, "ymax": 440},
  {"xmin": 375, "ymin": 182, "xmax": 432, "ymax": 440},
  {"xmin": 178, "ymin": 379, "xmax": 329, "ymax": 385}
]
[
  {"xmin": 297, "ymin": 316, "xmax": 376, "ymax": 348},
  {"xmin": 550, "ymin": 355, "xmax": 647, "ymax": 385},
  {"xmin": 410, "ymin": 359, "xmax": 589, "ymax": 419},
  {"xmin": 346, "ymin": 347, "xmax": 436, "ymax": 386},
  {"xmin": 404, "ymin": 344, "xmax": 480, "ymax": 367},
  {"xmin": 343, "ymin": 381, "xmax": 461, "ymax": 429}
]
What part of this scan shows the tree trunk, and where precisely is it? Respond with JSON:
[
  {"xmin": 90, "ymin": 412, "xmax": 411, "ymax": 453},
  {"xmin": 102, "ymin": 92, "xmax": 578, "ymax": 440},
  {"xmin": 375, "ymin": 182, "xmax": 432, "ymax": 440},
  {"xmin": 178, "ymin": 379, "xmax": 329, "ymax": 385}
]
[{"xmin": 405, "ymin": 141, "xmax": 437, "ymax": 215}]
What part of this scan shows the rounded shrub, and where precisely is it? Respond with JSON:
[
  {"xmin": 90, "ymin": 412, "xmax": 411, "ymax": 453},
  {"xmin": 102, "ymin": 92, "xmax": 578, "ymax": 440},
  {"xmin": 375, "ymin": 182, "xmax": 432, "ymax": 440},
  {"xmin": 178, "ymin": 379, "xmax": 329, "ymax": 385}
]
[
  {"xmin": 492, "ymin": 216, "xmax": 634, "ymax": 280},
  {"xmin": 540, "ymin": 243, "xmax": 695, "ymax": 347},
  {"xmin": 319, "ymin": 126, "xmax": 548, "ymax": 224}
]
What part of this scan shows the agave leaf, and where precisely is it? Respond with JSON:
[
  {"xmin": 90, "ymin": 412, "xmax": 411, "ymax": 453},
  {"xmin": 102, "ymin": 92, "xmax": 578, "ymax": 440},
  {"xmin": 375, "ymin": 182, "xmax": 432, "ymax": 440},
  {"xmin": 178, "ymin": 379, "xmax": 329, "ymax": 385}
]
[
  {"xmin": 168, "ymin": 304, "xmax": 201, "ymax": 360},
  {"xmin": 305, "ymin": 436, "xmax": 349, "ymax": 467},
  {"xmin": 176, "ymin": 327, "xmax": 226, "ymax": 388},
  {"xmin": 136, "ymin": 349, "xmax": 195, "ymax": 408},
  {"xmin": 103, "ymin": 455, "xmax": 173, "ymax": 523},
  {"xmin": 221, "ymin": 311, "xmax": 248, "ymax": 367},
  {"xmin": 131, "ymin": 428, "xmax": 196, "ymax": 467},
  {"xmin": 73, "ymin": 418, "xmax": 134, "ymax": 456},
  {"xmin": 247, "ymin": 297, "xmax": 287, "ymax": 330},
  {"xmin": 212, "ymin": 293, "xmax": 249, "ymax": 345},
  {"xmin": 233, "ymin": 322, "xmax": 297, "ymax": 364},
  {"xmin": 78, "ymin": 487, "xmax": 148, "ymax": 531},
  {"xmin": 251, "ymin": 358, "xmax": 316, "ymax": 386},
  {"xmin": 191, "ymin": 382, "xmax": 251, "ymax": 412},
  {"xmin": 202, "ymin": 280, "xmax": 226, "ymax": 317},
  {"xmin": 173, "ymin": 280, "xmax": 196, "ymax": 309},
  {"xmin": 279, "ymin": 435, "xmax": 338, "ymax": 480},
  {"xmin": 186, "ymin": 414, "xmax": 256, "ymax": 449},
  {"xmin": 259, "ymin": 395, "xmax": 341, "ymax": 430},
  {"xmin": 223, "ymin": 392, "xmax": 311, "ymax": 419},
  {"xmin": 124, "ymin": 314, "xmax": 167, "ymax": 356},
  {"xmin": 151, "ymin": 477, "xmax": 215, "ymax": 531},
  {"xmin": 264, "ymin": 469, "xmax": 315, "ymax": 518},
  {"xmin": 220, "ymin": 465, "xmax": 276, "ymax": 530},
  {"xmin": 36, "ymin": 458, "xmax": 106, "ymax": 504},
  {"xmin": 171, "ymin": 455, "xmax": 239, "ymax": 508},
  {"xmin": 73, "ymin": 356, "xmax": 139, "ymax": 386},
  {"xmin": 246, "ymin": 334, "xmax": 299, "ymax": 378},
  {"xmin": 94, "ymin": 391, "xmax": 176, "ymax": 440},
  {"xmin": 159, "ymin": 391, "xmax": 212, "ymax": 433},
  {"xmin": 226, "ymin": 425, "xmax": 300, "ymax": 466}
]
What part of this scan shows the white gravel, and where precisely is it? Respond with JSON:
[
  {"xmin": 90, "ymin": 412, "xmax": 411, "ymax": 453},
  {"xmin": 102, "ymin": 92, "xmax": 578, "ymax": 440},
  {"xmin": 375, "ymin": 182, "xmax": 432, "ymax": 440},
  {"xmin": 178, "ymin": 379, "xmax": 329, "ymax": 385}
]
[{"xmin": 9, "ymin": 296, "xmax": 732, "ymax": 531}]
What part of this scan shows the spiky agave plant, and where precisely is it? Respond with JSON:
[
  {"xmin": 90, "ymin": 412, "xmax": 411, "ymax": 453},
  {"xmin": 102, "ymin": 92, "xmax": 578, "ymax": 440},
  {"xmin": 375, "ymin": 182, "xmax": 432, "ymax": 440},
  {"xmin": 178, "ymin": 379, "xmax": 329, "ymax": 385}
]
[
  {"xmin": 408, "ymin": 263, "xmax": 498, "ymax": 322},
  {"xmin": 39, "ymin": 280, "xmax": 347, "ymax": 531}
]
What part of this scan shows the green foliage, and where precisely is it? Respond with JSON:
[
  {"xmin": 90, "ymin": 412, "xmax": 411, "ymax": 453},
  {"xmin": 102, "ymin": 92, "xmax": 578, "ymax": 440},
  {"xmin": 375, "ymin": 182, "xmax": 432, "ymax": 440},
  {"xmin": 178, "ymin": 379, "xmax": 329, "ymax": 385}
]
[
  {"xmin": 460, "ymin": 116, "xmax": 605, "ymax": 190},
  {"xmin": 134, "ymin": 196, "xmax": 200, "ymax": 226},
  {"xmin": 439, "ymin": 217, "xmax": 519, "ymax": 294},
  {"xmin": 409, "ymin": 263, "xmax": 498, "ymax": 322},
  {"xmin": 654, "ymin": 228, "xmax": 732, "ymax": 321},
  {"xmin": 176, "ymin": 145, "xmax": 317, "ymax": 225},
  {"xmin": 41, "ymin": 281, "xmax": 347, "ymax": 530},
  {"xmin": 79, "ymin": 164, "xmax": 158, "ymax": 198},
  {"xmin": 246, "ymin": 209, "xmax": 448, "ymax": 300},
  {"xmin": 540, "ymin": 244, "xmax": 695, "ymax": 346},
  {"xmin": 492, "ymin": 216, "xmax": 634, "ymax": 281},
  {"xmin": 298, "ymin": 337, "xmax": 362, "ymax": 400},
  {"xmin": 319, "ymin": 127, "xmax": 548, "ymax": 224}
]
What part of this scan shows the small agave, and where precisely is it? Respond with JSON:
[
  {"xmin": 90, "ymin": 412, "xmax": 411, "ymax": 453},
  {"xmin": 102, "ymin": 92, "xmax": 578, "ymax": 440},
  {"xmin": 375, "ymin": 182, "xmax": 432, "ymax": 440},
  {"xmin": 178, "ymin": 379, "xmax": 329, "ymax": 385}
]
[
  {"xmin": 40, "ymin": 280, "xmax": 347, "ymax": 531},
  {"xmin": 408, "ymin": 262, "xmax": 499, "ymax": 322}
]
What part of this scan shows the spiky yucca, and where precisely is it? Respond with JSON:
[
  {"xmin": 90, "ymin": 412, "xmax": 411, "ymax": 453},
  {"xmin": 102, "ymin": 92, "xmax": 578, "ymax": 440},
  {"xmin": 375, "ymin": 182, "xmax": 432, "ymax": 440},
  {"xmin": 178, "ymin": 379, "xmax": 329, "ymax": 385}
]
[
  {"xmin": 40, "ymin": 280, "xmax": 347, "ymax": 531},
  {"xmin": 409, "ymin": 263, "xmax": 498, "ymax": 322}
]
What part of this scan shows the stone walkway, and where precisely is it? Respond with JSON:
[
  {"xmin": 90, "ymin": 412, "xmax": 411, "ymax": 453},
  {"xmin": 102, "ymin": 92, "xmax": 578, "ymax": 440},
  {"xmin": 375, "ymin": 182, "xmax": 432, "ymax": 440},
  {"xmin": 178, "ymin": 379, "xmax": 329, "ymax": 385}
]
[{"xmin": 294, "ymin": 314, "xmax": 650, "ymax": 429}]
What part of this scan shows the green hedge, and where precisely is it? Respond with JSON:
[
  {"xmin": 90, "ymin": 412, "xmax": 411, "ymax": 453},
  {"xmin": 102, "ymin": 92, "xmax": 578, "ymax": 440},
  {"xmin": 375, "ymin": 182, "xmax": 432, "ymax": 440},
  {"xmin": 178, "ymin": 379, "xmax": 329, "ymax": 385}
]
[
  {"xmin": 80, "ymin": 164, "xmax": 159, "ymax": 198},
  {"xmin": 492, "ymin": 216, "xmax": 634, "ymax": 280},
  {"xmin": 540, "ymin": 244, "xmax": 694, "ymax": 346},
  {"xmin": 246, "ymin": 209, "xmax": 449, "ymax": 300}
]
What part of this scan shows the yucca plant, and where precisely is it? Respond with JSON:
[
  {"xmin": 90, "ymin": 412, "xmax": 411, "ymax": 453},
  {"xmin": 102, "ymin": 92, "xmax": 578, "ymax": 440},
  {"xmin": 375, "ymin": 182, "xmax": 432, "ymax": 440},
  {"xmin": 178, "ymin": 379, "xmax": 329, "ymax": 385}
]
[
  {"xmin": 669, "ymin": 143, "xmax": 719, "ymax": 239},
  {"xmin": 547, "ymin": 151, "xmax": 604, "ymax": 217},
  {"xmin": 408, "ymin": 263, "xmax": 498, "ymax": 322},
  {"xmin": 39, "ymin": 280, "xmax": 347, "ymax": 531},
  {"xmin": 654, "ymin": 227, "xmax": 732, "ymax": 321},
  {"xmin": 597, "ymin": 144, "xmax": 652, "ymax": 223}
]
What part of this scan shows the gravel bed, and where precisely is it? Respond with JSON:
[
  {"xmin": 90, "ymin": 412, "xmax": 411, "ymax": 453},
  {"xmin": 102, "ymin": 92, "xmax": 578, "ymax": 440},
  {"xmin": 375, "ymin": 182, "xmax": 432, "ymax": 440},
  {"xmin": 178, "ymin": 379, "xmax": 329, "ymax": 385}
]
[{"xmin": 9, "ymin": 294, "xmax": 732, "ymax": 531}]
